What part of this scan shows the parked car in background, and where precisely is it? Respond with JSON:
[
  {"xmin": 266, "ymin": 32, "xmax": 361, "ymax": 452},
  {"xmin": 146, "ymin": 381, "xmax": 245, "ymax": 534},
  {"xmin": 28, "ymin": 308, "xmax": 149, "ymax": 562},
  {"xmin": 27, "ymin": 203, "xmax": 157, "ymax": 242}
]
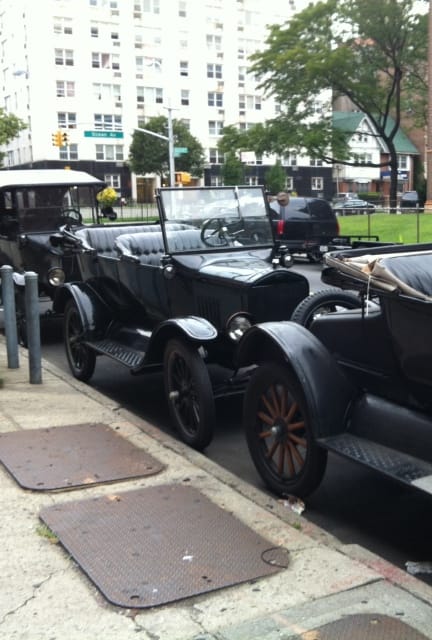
[
  {"xmin": 0, "ymin": 169, "xmax": 108, "ymax": 343},
  {"xmin": 332, "ymin": 198, "xmax": 376, "ymax": 216},
  {"xmin": 271, "ymin": 196, "xmax": 340, "ymax": 263},
  {"xmin": 400, "ymin": 190, "xmax": 423, "ymax": 210}
]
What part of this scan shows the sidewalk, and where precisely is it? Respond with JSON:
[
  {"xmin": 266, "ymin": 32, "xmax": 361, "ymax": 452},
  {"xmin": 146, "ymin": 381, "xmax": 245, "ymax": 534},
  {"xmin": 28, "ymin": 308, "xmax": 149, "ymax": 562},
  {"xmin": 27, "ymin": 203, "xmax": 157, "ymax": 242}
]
[{"xmin": 1, "ymin": 338, "xmax": 432, "ymax": 640}]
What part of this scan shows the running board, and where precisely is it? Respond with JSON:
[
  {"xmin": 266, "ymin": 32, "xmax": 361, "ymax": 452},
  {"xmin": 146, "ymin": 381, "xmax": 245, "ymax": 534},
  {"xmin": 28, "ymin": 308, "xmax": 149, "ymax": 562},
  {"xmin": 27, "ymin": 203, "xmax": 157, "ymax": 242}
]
[
  {"xmin": 318, "ymin": 433, "xmax": 432, "ymax": 495},
  {"xmin": 88, "ymin": 339, "xmax": 145, "ymax": 370}
]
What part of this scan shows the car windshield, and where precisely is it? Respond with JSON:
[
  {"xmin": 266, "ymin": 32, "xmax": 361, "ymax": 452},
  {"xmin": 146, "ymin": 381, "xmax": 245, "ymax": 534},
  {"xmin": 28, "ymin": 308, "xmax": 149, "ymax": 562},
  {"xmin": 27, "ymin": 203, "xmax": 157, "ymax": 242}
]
[{"xmin": 157, "ymin": 186, "xmax": 274, "ymax": 253}]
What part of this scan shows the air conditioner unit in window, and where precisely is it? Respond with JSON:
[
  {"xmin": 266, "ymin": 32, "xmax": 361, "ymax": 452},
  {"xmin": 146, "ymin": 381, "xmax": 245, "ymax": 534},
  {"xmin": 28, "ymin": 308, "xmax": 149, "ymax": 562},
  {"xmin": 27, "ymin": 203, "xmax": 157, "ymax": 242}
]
[
  {"xmin": 218, "ymin": 109, "xmax": 224, "ymax": 115},
  {"xmin": 113, "ymin": 72, "xmax": 122, "ymax": 77},
  {"xmin": 115, "ymin": 102, "xmax": 122, "ymax": 107}
]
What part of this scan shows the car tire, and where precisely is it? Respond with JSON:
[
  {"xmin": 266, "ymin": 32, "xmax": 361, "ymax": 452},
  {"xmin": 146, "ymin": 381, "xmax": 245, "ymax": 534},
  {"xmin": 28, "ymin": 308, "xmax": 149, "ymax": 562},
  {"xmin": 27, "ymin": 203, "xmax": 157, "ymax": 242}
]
[
  {"xmin": 244, "ymin": 363, "xmax": 327, "ymax": 498},
  {"xmin": 164, "ymin": 338, "xmax": 215, "ymax": 451},
  {"xmin": 291, "ymin": 287, "xmax": 362, "ymax": 329},
  {"xmin": 64, "ymin": 299, "xmax": 96, "ymax": 381}
]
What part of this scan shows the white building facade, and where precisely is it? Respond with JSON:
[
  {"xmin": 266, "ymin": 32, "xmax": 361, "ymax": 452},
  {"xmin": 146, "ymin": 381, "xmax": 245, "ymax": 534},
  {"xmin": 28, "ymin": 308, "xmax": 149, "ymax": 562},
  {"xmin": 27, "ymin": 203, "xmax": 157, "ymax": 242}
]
[{"xmin": 0, "ymin": 0, "xmax": 333, "ymax": 199}]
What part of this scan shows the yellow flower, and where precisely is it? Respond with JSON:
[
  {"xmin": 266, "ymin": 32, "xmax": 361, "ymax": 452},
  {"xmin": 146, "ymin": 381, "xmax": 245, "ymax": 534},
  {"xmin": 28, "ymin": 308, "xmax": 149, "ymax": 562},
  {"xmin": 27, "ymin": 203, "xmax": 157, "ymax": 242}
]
[{"xmin": 97, "ymin": 187, "xmax": 118, "ymax": 206}]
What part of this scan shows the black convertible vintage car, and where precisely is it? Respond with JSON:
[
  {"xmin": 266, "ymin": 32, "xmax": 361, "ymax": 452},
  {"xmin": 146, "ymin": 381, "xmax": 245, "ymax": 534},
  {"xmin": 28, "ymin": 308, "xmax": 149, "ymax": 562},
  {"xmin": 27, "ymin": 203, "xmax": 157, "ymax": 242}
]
[
  {"xmin": 55, "ymin": 185, "xmax": 360, "ymax": 450},
  {"xmin": 239, "ymin": 242, "xmax": 432, "ymax": 499}
]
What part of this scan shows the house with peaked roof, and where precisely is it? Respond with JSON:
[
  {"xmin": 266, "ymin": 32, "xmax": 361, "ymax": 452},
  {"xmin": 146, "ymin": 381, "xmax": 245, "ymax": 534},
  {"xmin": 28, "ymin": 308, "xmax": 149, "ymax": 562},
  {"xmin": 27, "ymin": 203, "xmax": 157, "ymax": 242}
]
[{"xmin": 332, "ymin": 111, "xmax": 419, "ymax": 199}]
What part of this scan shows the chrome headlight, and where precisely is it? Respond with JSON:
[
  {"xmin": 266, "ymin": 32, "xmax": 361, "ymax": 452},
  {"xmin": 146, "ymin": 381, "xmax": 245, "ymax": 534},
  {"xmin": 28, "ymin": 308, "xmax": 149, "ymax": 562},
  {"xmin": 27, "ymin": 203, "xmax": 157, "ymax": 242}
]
[
  {"xmin": 48, "ymin": 267, "xmax": 65, "ymax": 287},
  {"xmin": 226, "ymin": 313, "xmax": 252, "ymax": 342}
]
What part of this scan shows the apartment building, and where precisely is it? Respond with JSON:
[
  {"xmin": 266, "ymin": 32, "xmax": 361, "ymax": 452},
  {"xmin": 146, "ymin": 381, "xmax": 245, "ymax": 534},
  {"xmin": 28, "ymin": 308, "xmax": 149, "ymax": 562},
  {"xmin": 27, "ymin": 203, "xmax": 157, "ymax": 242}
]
[{"xmin": 0, "ymin": 0, "xmax": 332, "ymax": 199}]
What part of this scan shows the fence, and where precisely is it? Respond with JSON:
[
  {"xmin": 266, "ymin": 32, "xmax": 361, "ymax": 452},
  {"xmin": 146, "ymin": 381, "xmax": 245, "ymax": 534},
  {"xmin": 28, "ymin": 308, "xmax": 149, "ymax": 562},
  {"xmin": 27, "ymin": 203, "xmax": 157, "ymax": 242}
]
[{"xmin": 336, "ymin": 208, "xmax": 432, "ymax": 245}]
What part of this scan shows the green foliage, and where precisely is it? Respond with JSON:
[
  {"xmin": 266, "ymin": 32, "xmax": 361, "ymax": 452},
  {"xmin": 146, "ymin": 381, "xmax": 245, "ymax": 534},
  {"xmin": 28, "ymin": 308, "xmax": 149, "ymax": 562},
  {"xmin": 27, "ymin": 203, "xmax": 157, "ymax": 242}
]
[
  {"xmin": 128, "ymin": 116, "xmax": 205, "ymax": 179},
  {"xmin": 218, "ymin": 0, "xmax": 427, "ymax": 208},
  {"xmin": 0, "ymin": 108, "xmax": 27, "ymax": 167},
  {"xmin": 221, "ymin": 152, "xmax": 245, "ymax": 185},
  {"xmin": 265, "ymin": 160, "xmax": 287, "ymax": 194}
]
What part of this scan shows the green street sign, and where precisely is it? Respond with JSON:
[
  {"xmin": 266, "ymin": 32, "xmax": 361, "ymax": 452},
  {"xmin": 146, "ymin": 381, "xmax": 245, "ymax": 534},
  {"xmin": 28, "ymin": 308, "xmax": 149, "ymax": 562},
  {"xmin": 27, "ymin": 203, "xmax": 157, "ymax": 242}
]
[
  {"xmin": 174, "ymin": 146, "xmax": 188, "ymax": 157},
  {"xmin": 84, "ymin": 130, "xmax": 124, "ymax": 139}
]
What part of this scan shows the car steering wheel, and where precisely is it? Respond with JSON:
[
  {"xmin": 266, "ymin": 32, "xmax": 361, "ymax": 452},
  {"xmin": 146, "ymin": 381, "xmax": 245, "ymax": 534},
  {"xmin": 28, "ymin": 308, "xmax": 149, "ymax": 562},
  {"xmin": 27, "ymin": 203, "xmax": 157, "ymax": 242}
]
[
  {"xmin": 200, "ymin": 217, "xmax": 232, "ymax": 247},
  {"xmin": 61, "ymin": 208, "xmax": 83, "ymax": 226}
]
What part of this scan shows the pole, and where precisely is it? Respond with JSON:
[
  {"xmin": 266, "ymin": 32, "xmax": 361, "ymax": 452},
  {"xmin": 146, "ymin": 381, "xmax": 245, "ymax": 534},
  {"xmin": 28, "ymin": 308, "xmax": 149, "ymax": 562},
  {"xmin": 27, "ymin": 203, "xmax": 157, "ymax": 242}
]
[
  {"xmin": 0, "ymin": 265, "xmax": 19, "ymax": 369},
  {"xmin": 425, "ymin": 0, "xmax": 432, "ymax": 211},
  {"xmin": 166, "ymin": 104, "xmax": 175, "ymax": 187},
  {"xmin": 24, "ymin": 272, "xmax": 42, "ymax": 384}
]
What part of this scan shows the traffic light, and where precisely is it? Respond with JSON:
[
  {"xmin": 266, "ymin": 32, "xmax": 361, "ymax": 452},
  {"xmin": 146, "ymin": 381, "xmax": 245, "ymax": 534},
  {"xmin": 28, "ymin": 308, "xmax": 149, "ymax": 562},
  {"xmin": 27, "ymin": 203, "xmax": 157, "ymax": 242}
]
[
  {"xmin": 51, "ymin": 131, "xmax": 63, "ymax": 147},
  {"xmin": 175, "ymin": 171, "xmax": 191, "ymax": 185},
  {"xmin": 62, "ymin": 132, "xmax": 69, "ymax": 146}
]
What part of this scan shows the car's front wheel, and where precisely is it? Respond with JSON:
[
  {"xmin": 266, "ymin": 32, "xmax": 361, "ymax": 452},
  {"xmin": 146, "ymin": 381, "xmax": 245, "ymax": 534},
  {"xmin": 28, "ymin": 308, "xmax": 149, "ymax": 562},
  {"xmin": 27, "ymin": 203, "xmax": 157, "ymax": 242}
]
[
  {"xmin": 163, "ymin": 338, "xmax": 215, "ymax": 451},
  {"xmin": 244, "ymin": 363, "xmax": 327, "ymax": 497},
  {"xmin": 64, "ymin": 299, "xmax": 96, "ymax": 381},
  {"xmin": 291, "ymin": 287, "xmax": 362, "ymax": 329}
]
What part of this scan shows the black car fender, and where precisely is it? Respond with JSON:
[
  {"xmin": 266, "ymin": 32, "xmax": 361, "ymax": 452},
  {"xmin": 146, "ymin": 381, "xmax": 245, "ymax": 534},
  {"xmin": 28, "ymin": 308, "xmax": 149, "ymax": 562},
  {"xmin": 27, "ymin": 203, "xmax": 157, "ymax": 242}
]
[
  {"xmin": 138, "ymin": 316, "xmax": 218, "ymax": 367},
  {"xmin": 236, "ymin": 321, "xmax": 356, "ymax": 439},
  {"xmin": 53, "ymin": 282, "xmax": 112, "ymax": 336}
]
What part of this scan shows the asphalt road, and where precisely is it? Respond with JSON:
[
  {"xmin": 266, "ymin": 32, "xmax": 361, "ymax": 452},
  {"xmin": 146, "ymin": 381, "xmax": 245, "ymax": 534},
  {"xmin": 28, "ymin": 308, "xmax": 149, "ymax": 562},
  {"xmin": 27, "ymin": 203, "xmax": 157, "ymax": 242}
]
[{"xmin": 40, "ymin": 260, "xmax": 432, "ymax": 585}]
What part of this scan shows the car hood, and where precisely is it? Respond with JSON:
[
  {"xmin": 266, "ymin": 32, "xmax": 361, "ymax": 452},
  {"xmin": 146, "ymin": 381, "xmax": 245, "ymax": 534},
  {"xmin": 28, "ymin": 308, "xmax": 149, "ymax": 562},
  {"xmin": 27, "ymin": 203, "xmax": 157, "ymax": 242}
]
[{"xmin": 174, "ymin": 250, "xmax": 295, "ymax": 285}]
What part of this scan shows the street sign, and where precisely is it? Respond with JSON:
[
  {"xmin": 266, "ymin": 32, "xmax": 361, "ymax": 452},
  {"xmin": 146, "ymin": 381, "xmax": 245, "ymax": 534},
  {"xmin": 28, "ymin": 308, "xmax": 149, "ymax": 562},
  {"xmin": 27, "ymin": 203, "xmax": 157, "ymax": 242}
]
[
  {"xmin": 174, "ymin": 146, "xmax": 188, "ymax": 157},
  {"xmin": 84, "ymin": 131, "xmax": 124, "ymax": 139}
]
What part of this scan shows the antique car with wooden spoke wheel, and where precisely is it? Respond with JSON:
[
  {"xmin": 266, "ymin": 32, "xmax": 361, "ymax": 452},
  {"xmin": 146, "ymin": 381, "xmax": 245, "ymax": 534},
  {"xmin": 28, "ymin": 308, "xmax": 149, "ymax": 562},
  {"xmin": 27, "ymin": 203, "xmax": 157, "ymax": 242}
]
[
  {"xmin": 238, "ymin": 243, "xmax": 432, "ymax": 499},
  {"xmin": 56, "ymin": 185, "xmax": 361, "ymax": 451}
]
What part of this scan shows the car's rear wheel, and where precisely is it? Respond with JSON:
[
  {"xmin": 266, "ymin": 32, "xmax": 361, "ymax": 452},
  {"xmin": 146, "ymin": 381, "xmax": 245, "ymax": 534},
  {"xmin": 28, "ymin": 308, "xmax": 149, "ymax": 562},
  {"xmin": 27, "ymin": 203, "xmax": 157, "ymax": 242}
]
[
  {"xmin": 244, "ymin": 363, "xmax": 327, "ymax": 497},
  {"xmin": 164, "ymin": 338, "xmax": 215, "ymax": 451},
  {"xmin": 291, "ymin": 287, "xmax": 362, "ymax": 329},
  {"xmin": 64, "ymin": 299, "xmax": 96, "ymax": 381}
]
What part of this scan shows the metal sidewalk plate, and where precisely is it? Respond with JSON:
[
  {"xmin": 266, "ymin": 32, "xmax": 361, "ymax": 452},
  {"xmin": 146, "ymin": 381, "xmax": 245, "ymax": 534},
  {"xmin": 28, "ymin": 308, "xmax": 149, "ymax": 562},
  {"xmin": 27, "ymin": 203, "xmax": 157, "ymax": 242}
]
[
  {"xmin": 0, "ymin": 423, "xmax": 164, "ymax": 490},
  {"xmin": 293, "ymin": 614, "xmax": 429, "ymax": 639},
  {"xmin": 39, "ymin": 484, "xmax": 289, "ymax": 608}
]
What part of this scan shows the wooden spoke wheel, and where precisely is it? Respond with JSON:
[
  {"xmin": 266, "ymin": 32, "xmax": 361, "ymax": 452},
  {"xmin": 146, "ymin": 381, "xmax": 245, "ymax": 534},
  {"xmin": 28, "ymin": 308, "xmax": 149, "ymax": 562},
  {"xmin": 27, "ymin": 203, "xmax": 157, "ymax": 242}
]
[
  {"xmin": 64, "ymin": 299, "xmax": 96, "ymax": 382},
  {"xmin": 244, "ymin": 363, "xmax": 327, "ymax": 497}
]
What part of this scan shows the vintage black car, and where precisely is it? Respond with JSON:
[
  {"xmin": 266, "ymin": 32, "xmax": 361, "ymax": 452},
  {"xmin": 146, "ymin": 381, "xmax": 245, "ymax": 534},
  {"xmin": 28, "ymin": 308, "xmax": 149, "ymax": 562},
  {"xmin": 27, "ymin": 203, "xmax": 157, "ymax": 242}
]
[
  {"xmin": 55, "ymin": 185, "xmax": 361, "ymax": 450},
  {"xmin": 239, "ymin": 242, "xmax": 432, "ymax": 499},
  {"xmin": 0, "ymin": 169, "xmax": 107, "ymax": 342}
]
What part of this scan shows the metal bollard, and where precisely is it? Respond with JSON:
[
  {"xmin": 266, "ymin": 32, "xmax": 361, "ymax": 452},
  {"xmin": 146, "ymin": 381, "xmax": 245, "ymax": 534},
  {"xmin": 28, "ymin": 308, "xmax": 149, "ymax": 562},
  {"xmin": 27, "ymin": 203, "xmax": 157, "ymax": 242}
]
[
  {"xmin": 0, "ymin": 265, "xmax": 19, "ymax": 369},
  {"xmin": 24, "ymin": 271, "xmax": 42, "ymax": 384}
]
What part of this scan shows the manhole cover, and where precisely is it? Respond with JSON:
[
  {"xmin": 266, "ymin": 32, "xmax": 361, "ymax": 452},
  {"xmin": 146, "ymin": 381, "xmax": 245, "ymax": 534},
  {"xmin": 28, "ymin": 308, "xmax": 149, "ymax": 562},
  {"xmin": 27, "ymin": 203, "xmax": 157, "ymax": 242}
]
[
  {"xmin": 290, "ymin": 614, "xmax": 429, "ymax": 639},
  {"xmin": 40, "ymin": 484, "xmax": 288, "ymax": 608},
  {"xmin": 0, "ymin": 423, "xmax": 164, "ymax": 490}
]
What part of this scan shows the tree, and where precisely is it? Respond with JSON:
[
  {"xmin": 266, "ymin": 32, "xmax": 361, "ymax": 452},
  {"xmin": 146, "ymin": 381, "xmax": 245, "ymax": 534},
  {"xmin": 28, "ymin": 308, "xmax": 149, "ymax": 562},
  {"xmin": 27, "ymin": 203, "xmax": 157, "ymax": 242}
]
[
  {"xmin": 240, "ymin": 0, "xmax": 427, "ymax": 210},
  {"xmin": 220, "ymin": 151, "xmax": 245, "ymax": 185},
  {"xmin": 0, "ymin": 109, "xmax": 27, "ymax": 166},
  {"xmin": 128, "ymin": 116, "xmax": 205, "ymax": 181},
  {"xmin": 265, "ymin": 160, "xmax": 287, "ymax": 194}
]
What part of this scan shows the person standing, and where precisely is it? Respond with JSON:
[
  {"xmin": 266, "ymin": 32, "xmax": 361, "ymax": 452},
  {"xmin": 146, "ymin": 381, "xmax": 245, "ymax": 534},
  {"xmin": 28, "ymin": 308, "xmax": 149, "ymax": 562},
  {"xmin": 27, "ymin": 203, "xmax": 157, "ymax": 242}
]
[{"xmin": 270, "ymin": 191, "xmax": 290, "ymax": 217}]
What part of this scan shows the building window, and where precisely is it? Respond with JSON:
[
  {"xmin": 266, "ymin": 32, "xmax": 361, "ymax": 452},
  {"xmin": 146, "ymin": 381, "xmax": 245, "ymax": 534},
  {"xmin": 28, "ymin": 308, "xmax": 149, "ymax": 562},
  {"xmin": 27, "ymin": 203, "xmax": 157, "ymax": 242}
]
[
  {"xmin": 104, "ymin": 174, "xmax": 121, "ymax": 189},
  {"xmin": 90, "ymin": 25, "xmax": 99, "ymax": 37},
  {"xmin": 56, "ymin": 81, "xmax": 75, "ymax": 97},
  {"xmin": 310, "ymin": 158, "xmax": 323, "ymax": 166},
  {"xmin": 180, "ymin": 61, "xmax": 189, "ymax": 77},
  {"xmin": 207, "ymin": 63, "xmax": 222, "ymax": 79},
  {"xmin": 208, "ymin": 92, "xmax": 223, "ymax": 107},
  {"xmin": 60, "ymin": 143, "xmax": 78, "ymax": 161},
  {"xmin": 398, "ymin": 154, "xmax": 408, "ymax": 169},
  {"xmin": 53, "ymin": 17, "xmax": 73, "ymax": 35},
  {"xmin": 94, "ymin": 114, "xmax": 122, "ymax": 131},
  {"xmin": 92, "ymin": 52, "xmax": 120, "ymax": 70},
  {"xmin": 285, "ymin": 177, "xmax": 294, "ymax": 191},
  {"xmin": 208, "ymin": 121, "xmax": 224, "ymax": 136},
  {"xmin": 209, "ymin": 148, "xmax": 223, "ymax": 164},
  {"xmin": 311, "ymin": 177, "xmax": 324, "ymax": 191},
  {"xmin": 141, "ymin": 0, "xmax": 160, "ymax": 14},
  {"xmin": 238, "ymin": 94, "xmax": 261, "ymax": 110},
  {"xmin": 210, "ymin": 175, "xmax": 223, "ymax": 186},
  {"xmin": 178, "ymin": 1, "xmax": 187, "ymax": 17},
  {"xmin": 181, "ymin": 90, "xmax": 189, "ymax": 106},
  {"xmin": 206, "ymin": 34, "xmax": 222, "ymax": 51},
  {"xmin": 55, "ymin": 49, "xmax": 74, "ymax": 66},
  {"xmin": 95, "ymin": 144, "xmax": 124, "ymax": 161},
  {"xmin": 57, "ymin": 112, "xmax": 77, "ymax": 128},
  {"xmin": 93, "ymin": 83, "xmax": 121, "ymax": 102},
  {"xmin": 282, "ymin": 153, "xmax": 297, "ymax": 166},
  {"xmin": 136, "ymin": 86, "xmax": 163, "ymax": 104}
]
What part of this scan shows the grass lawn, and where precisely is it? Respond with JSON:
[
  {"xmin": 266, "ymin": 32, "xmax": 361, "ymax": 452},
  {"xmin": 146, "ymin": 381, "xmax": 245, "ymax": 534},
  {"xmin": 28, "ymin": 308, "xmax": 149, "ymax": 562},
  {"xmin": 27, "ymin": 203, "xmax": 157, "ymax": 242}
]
[{"xmin": 338, "ymin": 212, "xmax": 432, "ymax": 245}]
